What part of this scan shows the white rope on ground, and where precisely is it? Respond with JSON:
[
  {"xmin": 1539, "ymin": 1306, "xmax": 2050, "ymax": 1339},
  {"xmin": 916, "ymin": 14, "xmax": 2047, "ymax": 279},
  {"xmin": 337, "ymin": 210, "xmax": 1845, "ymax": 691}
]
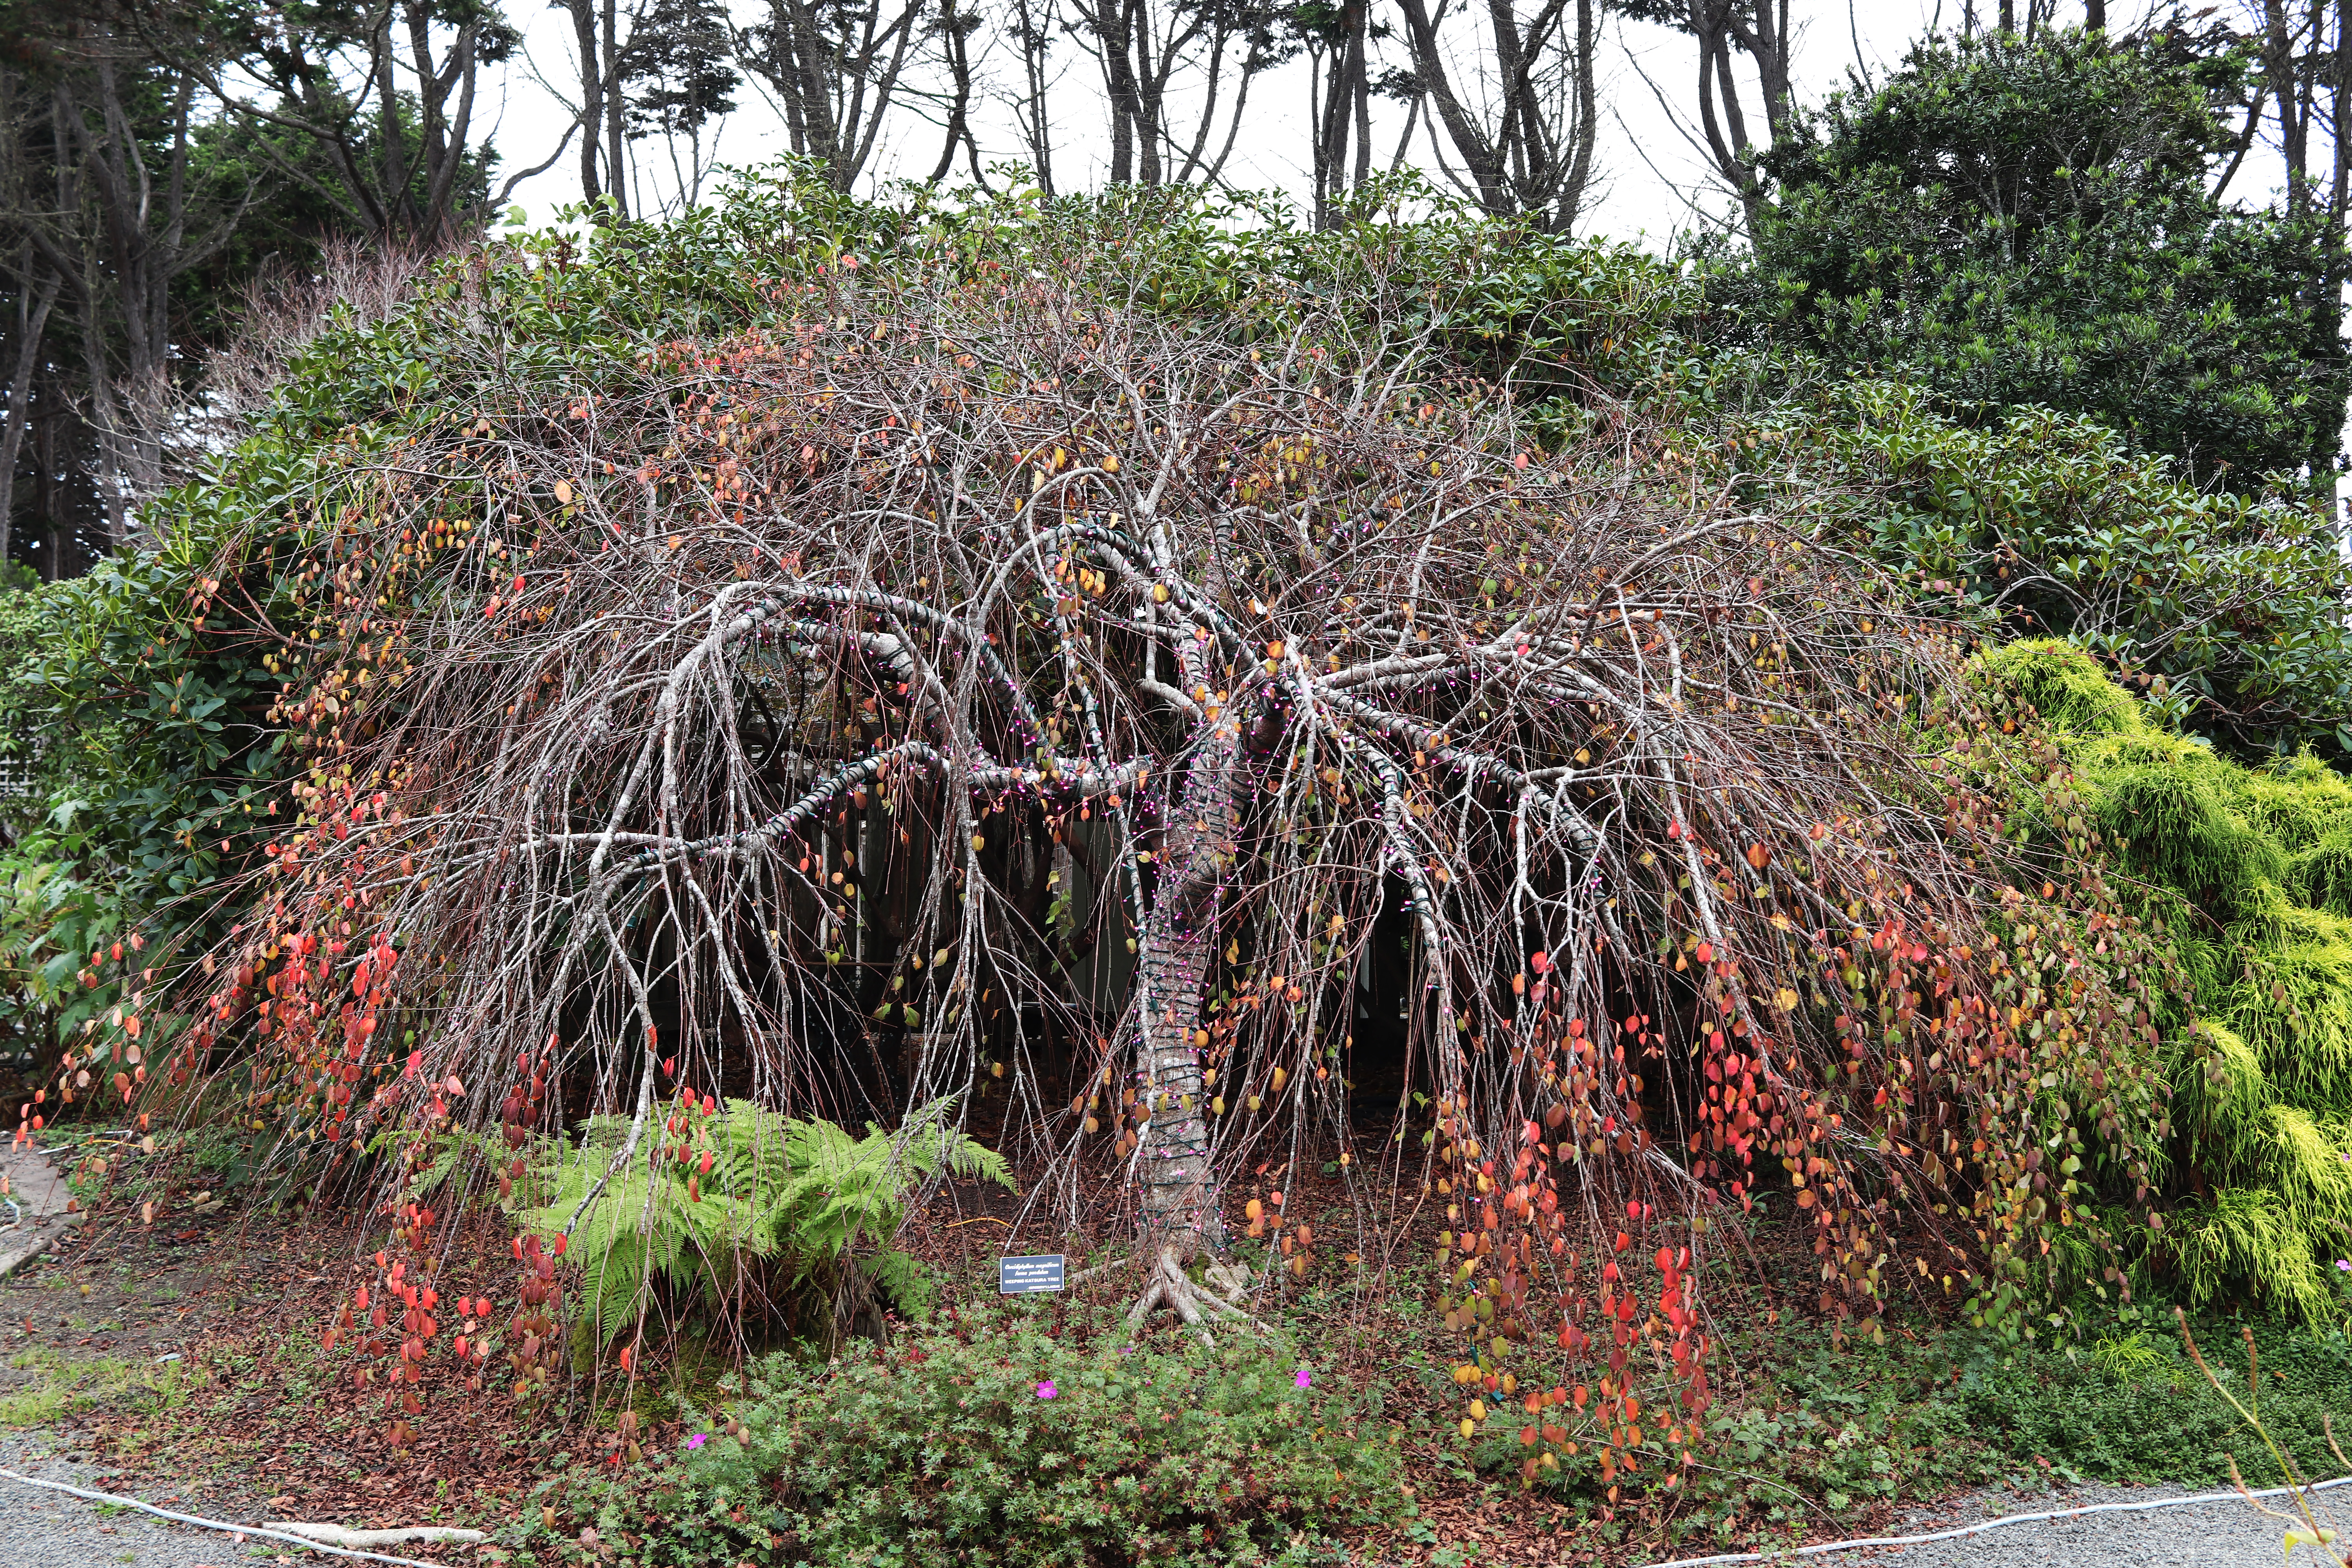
[
  {"xmin": 1636, "ymin": 1473, "xmax": 2352, "ymax": 1568},
  {"xmin": 0, "ymin": 1465, "xmax": 480, "ymax": 1567}
]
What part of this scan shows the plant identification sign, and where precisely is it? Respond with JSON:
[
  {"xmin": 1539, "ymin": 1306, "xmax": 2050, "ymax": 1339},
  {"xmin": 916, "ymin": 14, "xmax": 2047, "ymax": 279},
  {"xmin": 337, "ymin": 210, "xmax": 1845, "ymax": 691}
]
[{"xmin": 998, "ymin": 1254, "xmax": 1065, "ymax": 1294}]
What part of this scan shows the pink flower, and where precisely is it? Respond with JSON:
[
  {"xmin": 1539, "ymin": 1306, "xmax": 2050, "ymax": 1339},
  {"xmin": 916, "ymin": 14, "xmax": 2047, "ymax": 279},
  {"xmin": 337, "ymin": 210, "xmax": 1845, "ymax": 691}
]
[
  {"xmin": 1036, "ymin": 1380, "xmax": 1058, "ymax": 1399},
  {"xmin": 2337, "ymin": 1259, "xmax": 2351, "ymax": 1273},
  {"xmin": 1295, "ymin": 1367, "xmax": 1312, "ymax": 1389},
  {"xmin": 686, "ymin": 1432, "xmax": 709, "ymax": 1450}
]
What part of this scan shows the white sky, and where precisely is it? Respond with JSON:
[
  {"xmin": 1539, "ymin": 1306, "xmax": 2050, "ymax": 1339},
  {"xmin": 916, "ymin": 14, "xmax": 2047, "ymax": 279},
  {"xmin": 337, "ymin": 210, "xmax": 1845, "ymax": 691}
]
[{"xmin": 474, "ymin": 0, "xmax": 2065, "ymax": 248}]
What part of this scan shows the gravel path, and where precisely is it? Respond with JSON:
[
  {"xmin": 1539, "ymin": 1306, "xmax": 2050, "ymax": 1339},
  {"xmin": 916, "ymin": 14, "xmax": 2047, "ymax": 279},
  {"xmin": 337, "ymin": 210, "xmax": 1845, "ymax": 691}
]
[
  {"xmin": 1788, "ymin": 1479, "xmax": 2352, "ymax": 1567},
  {"xmin": 0, "ymin": 1430, "xmax": 279, "ymax": 1568},
  {"xmin": 0, "ymin": 1440, "xmax": 2343, "ymax": 1568}
]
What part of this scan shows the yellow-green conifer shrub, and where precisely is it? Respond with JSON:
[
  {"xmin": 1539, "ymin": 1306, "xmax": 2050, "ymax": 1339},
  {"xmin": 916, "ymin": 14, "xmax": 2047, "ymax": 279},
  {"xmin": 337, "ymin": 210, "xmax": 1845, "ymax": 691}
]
[{"xmin": 1980, "ymin": 641, "xmax": 2352, "ymax": 1319}]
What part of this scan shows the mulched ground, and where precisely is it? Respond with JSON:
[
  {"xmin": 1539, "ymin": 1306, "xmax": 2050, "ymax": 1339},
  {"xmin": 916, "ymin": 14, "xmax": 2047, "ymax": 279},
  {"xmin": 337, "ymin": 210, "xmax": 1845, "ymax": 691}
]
[{"xmin": 0, "ymin": 1194, "xmax": 618, "ymax": 1559}]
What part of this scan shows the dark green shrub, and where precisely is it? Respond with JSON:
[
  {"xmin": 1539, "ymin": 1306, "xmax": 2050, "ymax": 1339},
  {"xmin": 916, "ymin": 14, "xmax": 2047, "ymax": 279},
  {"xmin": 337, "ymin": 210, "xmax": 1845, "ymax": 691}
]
[
  {"xmin": 1720, "ymin": 26, "xmax": 2348, "ymax": 488},
  {"xmin": 641, "ymin": 1305, "xmax": 1403, "ymax": 1566},
  {"xmin": 1815, "ymin": 396, "xmax": 2352, "ymax": 757},
  {"xmin": 1961, "ymin": 1322, "xmax": 2352, "ymax": 1485}
]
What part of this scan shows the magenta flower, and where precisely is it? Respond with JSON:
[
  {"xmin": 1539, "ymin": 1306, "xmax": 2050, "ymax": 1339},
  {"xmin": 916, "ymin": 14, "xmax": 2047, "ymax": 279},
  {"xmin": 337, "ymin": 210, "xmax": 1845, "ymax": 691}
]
[
  {"xmin": 686, "ymin": 1433, "xmax": 709, "ymax": 1450},
  {"xmin": 1036, "ymin": 1380, "xmax": 1058, "ymax": 1399},
  {"xmin": 2338, "ymin": 1259, "xmax": 2351, "ymax": 1273},
  {"xmin": 1295, "ymin": 1367, "xmax": 1312, "ymax": 1389}
]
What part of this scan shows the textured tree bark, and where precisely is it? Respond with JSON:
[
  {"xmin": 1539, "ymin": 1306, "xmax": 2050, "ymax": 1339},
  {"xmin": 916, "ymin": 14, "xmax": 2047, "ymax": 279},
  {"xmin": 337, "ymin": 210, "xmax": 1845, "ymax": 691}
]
[
  {"xmin": 0, "ymin": 273, "xmax": 58, "ymax": 570},
  {"xmin": 1123, "ymin": 629, "xmax": 1270, "ymax": 1335},
  {"xmin": 602, "ymin": 0, "xmax": 631, "ymax": 220},
  {"xmin": 1132, "ymin": 703, "xmax": 1241, "ymax": 1254},
  {"xmin": 566, "ymin": 0, "xmax": 605, "ymax": 207}
]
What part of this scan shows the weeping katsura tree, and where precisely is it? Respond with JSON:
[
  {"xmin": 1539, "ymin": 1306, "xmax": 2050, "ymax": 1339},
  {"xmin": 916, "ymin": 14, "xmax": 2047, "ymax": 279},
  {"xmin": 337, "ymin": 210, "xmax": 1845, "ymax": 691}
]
[{"xmin": 133, "ymin": 240, "xmax": 2171, "ymax": 1418}]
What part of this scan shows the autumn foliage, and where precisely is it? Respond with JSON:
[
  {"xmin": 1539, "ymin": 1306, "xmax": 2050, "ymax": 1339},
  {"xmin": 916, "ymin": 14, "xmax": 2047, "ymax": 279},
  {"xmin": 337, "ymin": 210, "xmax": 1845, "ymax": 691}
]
[{"xmin": 38, "ymin": 222, "xmax": 2183, "ymax": 1478}]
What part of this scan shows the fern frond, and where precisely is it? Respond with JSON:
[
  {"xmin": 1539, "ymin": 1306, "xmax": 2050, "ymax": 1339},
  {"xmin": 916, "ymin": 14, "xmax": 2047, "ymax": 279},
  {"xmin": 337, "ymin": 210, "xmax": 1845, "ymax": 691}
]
[{"xmin": 512, "ymin": 1097, "xmax": 1011, "ymax": 1350}]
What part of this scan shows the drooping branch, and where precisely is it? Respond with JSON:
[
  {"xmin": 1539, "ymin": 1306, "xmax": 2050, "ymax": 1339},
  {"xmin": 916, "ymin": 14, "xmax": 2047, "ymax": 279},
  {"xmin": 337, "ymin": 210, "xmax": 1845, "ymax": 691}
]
[{"xmin": 158, "ymin": 250, "xmax": 2171, "ymax": 1367}]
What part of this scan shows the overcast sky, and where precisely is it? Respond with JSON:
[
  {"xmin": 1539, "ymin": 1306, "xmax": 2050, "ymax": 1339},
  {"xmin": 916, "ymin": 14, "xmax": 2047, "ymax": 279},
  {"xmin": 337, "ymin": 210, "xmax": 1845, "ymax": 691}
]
[{"xmin": 471, "ymin": 1, "xmax": 2085, "ymax": 248}]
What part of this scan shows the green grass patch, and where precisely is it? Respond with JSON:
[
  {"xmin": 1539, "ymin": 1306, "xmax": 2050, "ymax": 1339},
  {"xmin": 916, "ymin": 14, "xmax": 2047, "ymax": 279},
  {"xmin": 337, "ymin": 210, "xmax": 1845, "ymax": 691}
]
[{"xmin": 0, "ymin": 1347, "xmax": 191, "ymax": 1426}]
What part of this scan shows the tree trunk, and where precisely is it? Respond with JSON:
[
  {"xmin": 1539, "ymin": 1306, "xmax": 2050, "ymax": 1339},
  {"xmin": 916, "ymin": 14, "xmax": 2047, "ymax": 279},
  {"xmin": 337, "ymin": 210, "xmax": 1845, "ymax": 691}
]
[
  {"xmin": 1011, "ymin": 0, "xmax": 1058, "ymax": 192},
  {"xmin": 1132, "ymin": 655, "xmax": 1249, "ymax": 1253},
  {"xmin": 1102, "ymin": 0, "xmax": 1140, "ymax": 185},
  {"xmin": 1555, "ymin": 0, "xmax": 1598, "ymax": 231},
  {"xmin": 568, "ymin": 0, "xmax": 606, "ymax": 205},
  {"xmin": 1130, "ymin": 0, "xmax": 1164, "ymax": 185},
  {"xmin": 926, "ymin": 0, "xmax": 979, "ymax": 184},
  {"xmin": 0, "ymin": 274, "xmax": 59, "ymax": 571},
  {"xmin": 603, "ymin": 0, "xmax": 631, "ymax": 218}
]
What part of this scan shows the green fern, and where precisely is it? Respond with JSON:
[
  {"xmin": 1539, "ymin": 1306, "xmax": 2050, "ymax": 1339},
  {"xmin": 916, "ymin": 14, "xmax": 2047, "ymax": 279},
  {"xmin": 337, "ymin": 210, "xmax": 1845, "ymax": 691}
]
[
  {"xmin": 364, "ymin": 1125, "xmax": 503, "ymax": 1197},
  {"xmin": 512, "ymin": 1096, "xmax": 1010, "ymax": 1352}
]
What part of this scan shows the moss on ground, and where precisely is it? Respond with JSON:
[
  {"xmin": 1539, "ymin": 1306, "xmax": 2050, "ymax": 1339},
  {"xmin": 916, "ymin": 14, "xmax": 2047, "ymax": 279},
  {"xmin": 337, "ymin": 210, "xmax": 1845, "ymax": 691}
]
[{"xmin": 0, "ymin": 1345, "xmax": 191, "ymax": 1426}]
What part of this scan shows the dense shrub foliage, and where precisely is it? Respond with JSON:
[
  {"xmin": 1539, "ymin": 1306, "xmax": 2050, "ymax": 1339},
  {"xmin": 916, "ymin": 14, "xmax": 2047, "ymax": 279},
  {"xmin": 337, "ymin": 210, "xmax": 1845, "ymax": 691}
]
[
  {"xmin": 1984, "ymin": 641, "xmax": 2352, "ymax": 1318},
  {"xmin": 1790, "ymin": 387, "xmax": 2352, "ymax": 755},
  {"xmin": 1717, "ymin": 27, "xmax": 2348, "ymax": 489},
  {"xmin": 631, "ymin": 1307, "xmax": 1401, "ymax": 1566}
]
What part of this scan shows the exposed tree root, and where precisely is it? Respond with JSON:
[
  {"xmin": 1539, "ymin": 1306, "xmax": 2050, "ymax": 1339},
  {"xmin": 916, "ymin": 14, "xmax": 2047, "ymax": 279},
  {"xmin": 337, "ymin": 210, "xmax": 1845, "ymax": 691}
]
[
  {"xmin": 1125, "ymin": 1243, "xmax": 1262, "ymax": 1343},
  {"xmin": 1063, "ymin": 1256, "xmax": 1124, "ymax": 1289}
]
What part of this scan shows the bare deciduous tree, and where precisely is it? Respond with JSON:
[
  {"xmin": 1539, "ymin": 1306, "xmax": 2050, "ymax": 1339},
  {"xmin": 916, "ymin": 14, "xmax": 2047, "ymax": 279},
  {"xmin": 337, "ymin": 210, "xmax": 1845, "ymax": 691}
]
[
  {"xmin": 1004, "ymin": 0, "xmax": 1067, "ymax": 192},
  {"xmin": 171, "ymin": 253, "xmax": 2165, "ymax": 1345},
  {"xmin": 1300, "ymin": 0, "xmax": 1373, "ymax": 227},
  {"xmin": 1069, "ymin": 0, "xmax": 1287, "ymax": 187},
  {"xmin": 735, "ymin": 0, "xmax": 932, "ymax": 192},
  {"xmin": 1615, "ymin": 0, "xmax": 1795, "ymax": 231},
  {"xmin": 1392, "ymin": 0, "xmax": 1602, "ymax": 229}
]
